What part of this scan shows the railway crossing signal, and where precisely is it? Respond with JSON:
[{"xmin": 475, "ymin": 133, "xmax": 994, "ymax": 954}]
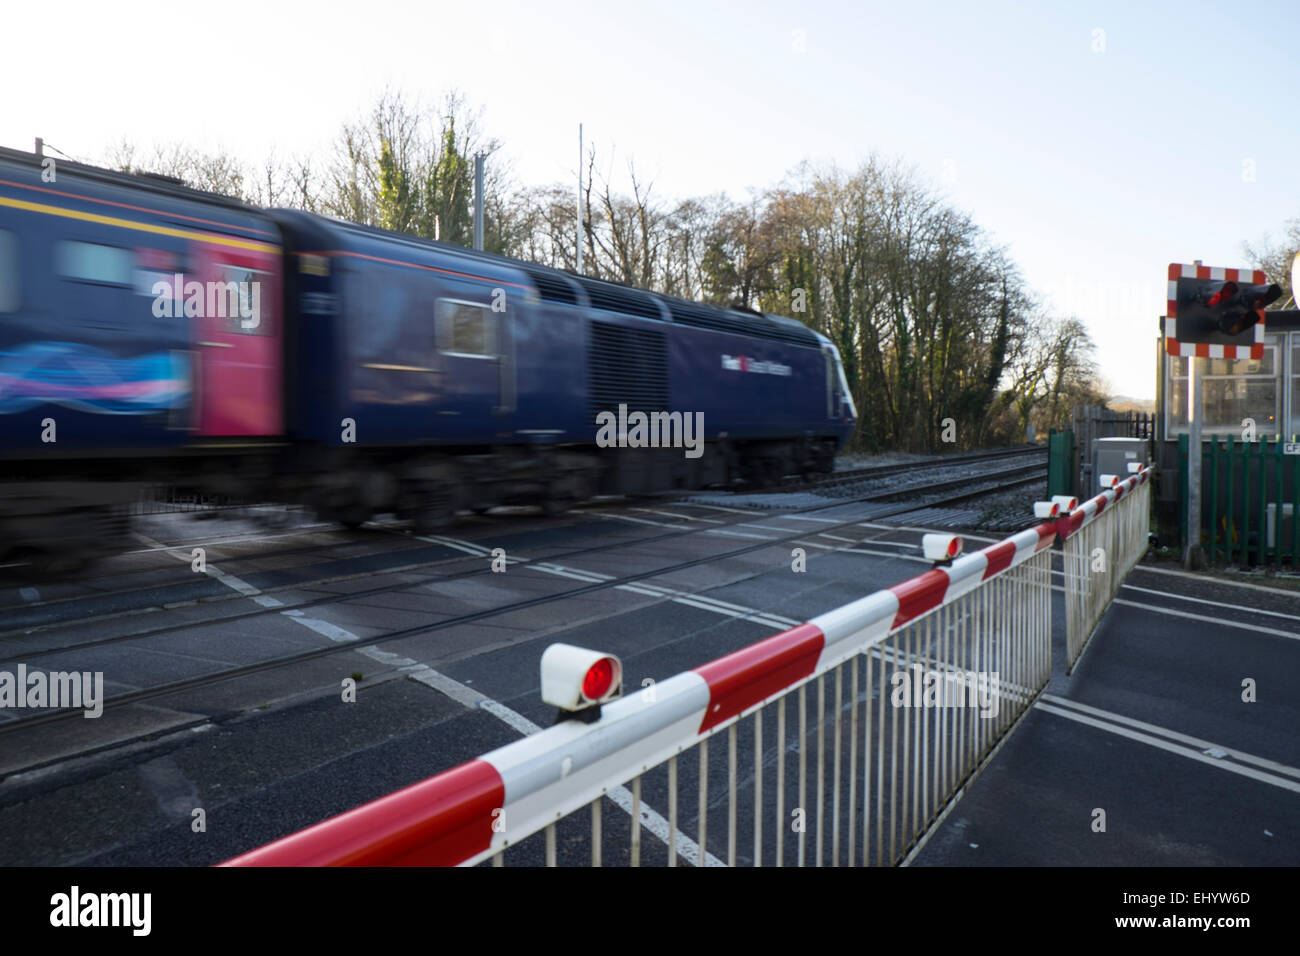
[
  {"xmin": 1165, "ymin": 260, "xmax": 1296, "ymax": 570},
  {"xmin": 1165, "ymin": 263, "xmax": 1279, "ymax": 359}
]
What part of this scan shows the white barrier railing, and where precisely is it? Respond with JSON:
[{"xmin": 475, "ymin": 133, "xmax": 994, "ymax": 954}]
[
  {"xmin": 1061, "ymin": 467, "xmax": 1153, "ymax": 674},
  {"xmin": 224, "ymin": 519, "xmax": 1059, "ymax": 868}
]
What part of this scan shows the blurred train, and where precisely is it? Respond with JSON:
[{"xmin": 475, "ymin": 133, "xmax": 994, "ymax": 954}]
[{"xmin": 0, "ymin": 144, "xmax": 857, "ymax": 569}]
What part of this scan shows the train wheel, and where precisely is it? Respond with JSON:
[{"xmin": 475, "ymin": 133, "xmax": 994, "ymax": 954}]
[
  {"xmin": 540, "ymin": 466, "xmax": 596, "ymax": 517},
  {"xmin": 409, "ymin": 499, "xmax": 453, "ymax": 534},
  {"xmin": 336, "ymin": 505, "xmax": 373, "ymax": 530},
  {"xmin": 400, "ymin": 461, "xmax": 458, "ymax": 534},
  {"xmin": 541, "ymin": 498, "xmax": 573, "ymax": 517}
]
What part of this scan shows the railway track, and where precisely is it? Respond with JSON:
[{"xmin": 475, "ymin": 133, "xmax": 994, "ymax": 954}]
[
  {"xmin": 2, "ymin": 451, "xmax": 1046, "ymax": 643},
  {"xmin": 786, "ymin": 444, "xmax": 1046, "ymax": 493},
  {"xmin": 0, "ymin": 452, "xmax": 1049, "ymax": 751}
]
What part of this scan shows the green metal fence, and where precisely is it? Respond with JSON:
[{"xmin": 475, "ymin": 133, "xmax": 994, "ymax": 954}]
[
  {"xmin": 1177, "ymin": 434, "xmax": 1300, "ymax": 565},
  {"xmin": 1047, "ymin": 428, "xmax": 1076, "ymax": 498}
]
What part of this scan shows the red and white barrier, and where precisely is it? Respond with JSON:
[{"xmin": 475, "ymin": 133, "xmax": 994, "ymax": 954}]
[
  {"xmin": 225, "ymin": 472, "xmax": 1154, "ymax": 868},
  {"xmin": 223, "ymin": 505, "xmax": 1069, "ymax": 867},
  {"xmin": 1057, "ymin": 466, "xmax": 1153, "ymax": 672}
]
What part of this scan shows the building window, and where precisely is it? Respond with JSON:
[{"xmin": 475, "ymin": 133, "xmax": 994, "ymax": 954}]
[
  {"xmin": 1167, "ymin": 342, "xmax": 1280, "ymax": 437},
  {"xmin": 436, "ymin": 299, "xmax": 495, "ymax": 357},
  {"xmin": 1292, "ymin": 337, "xmax": 1300, "ymax": 438},
  {"xmin": 0, "ymin": 230, "xmax": 17, "ymax": 312},
  {"xmin": 57, "ymin": 241, "xmax": 133, "ymax": 287}
]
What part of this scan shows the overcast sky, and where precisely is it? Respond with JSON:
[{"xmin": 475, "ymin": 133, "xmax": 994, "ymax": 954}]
[{"xmin": 5, "ymin": 0, "xmax": 1298, "ymax": 399}]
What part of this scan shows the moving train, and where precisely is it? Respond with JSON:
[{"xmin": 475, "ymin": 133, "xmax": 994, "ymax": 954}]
[{"xmin": 0, "ymin": 144, "xmax": 857, "ymax": 569}]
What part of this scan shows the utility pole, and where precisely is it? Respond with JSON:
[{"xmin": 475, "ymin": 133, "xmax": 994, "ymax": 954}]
[
  {"xmin": 473, "ymin": 152, "xmax": 485, "ymax": 251},
  {"xmin": 1184, "ymin": 258, "xmax": 1205, "ymax": 570},
  {"xmin": 576, "ymin": 122, "xmax": 583, "ymax": 274}
]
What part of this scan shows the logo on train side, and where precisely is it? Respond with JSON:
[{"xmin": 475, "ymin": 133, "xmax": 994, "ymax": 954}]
[{"xmin": 721, "ymin": 354, "xmax": 792, "ymax": 376}]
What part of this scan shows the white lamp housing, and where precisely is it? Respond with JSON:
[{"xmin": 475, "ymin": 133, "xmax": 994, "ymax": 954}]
[
  {"xmin": 922, "ymin": 533, "xmax": 963, "ymax": 562},
  {"xmin": 540, "ymin": 643, "xmax": 623, "ymax": 712}
]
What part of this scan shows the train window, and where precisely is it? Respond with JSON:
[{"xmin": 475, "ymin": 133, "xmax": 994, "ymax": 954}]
[
  {"xmin": 436, "ymin": 299, "xmax": 495, "ymax": 357},
  {"xmin": 213, "ymin": 265, "xmax": 273, "ymax": 335},
  {"xmin": 0, "ymin": 230, "xmax": 17, "ymax": 312},
  {"xmin": 57, "ymin": 241, "xmax": 133, "ymax": 287}
]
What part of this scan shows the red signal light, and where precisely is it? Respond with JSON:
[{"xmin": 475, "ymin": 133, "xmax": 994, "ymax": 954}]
[
  {"xmin": 947, "ymin": 537, "xmax": 962, "ymax": 558},
  {"xmin": 582, "ymin": 658, "xmax": 616, "ymax": 700},
  {"xmin": 1204, "ymin": 281, "xmax": 1238, "ymax": 307}
]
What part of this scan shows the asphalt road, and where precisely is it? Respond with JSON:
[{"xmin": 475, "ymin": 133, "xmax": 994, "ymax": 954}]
[
  {"xmin": 0, "ymin": 493, "xmax": 954, "ymax": 865},
  {"xmin": 913, "ymin": 565, "xmax": 1300, "ymax": 866},
  {"xmin": 2, "ymin": 492, "xmax": 1294, "ymax": 867}
]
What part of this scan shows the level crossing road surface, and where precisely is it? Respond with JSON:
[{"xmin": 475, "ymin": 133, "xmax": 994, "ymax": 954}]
[
  {"xmin": 913, "ymin": 564, "xmax": 1300, "ymax": 866},
  {"xmin": 2, "ymin": 493, "xmax": 1292, "ymax": 866}
]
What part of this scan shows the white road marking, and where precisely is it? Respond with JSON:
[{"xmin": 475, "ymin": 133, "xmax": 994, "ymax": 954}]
[
  {"xmin": 662, "ymin": 596, "xmax": 792, "ymax": 629},
  {"xmin": 412, "ymin": 534, "xmax": 494, "ymax": 557},
  {"xmin": 631, "ymin": 507, "xmax": 723, "ymax": 524},
  {"xmin": 1040, "ymin": 695, "xmax": 1300, "ymax": 780},
  {"xmin": 133, "ymin": 531, "xmax": 283, "ymax": 607},
  {"xmin": 524, "ymin": 563, "xmax": 797, "ymax": 629},
  {"xmin": 703, "ymin": 528, "xmax": 774, "ymax": 540},
  {"xmin": 583, "ymin": 511, "xmax": 692, "ymax": 530},
  {"xmin": 1120, "ymin": 583, "xmax": 1300, "ymax": 622},
  {"xmin": 406, "ymin": 665, "xmax": 488, "ymax": 709},
  {"xmin": 529, "ymin": 563, "xmax": 604, "ymax": 583},
  {"xmin": 1035, "ymin": 701, "xmax": 1300, "ymax": 794},
  {"xmin": 292, "ymin": 616, "xmax": 360, "ymax": 643},
  {"xmin": 122, "ymin": 522, "xmax": 339, "ymax": 554},
  {"xmin": 856, "ymin": 522, "xmax": 1000, "ymax": 543},
  {"xmin": 784, "ymin": 515, "xmax": 841, "ymax": 523},
  {"xmin": 1132, "ymin": 564, "xmax": 1300, "ymax": 597},
  {"xmin": 845, "ymin": 548, "xmax": 930, "ymax": 564},
  {"xmin": 675, "ymin": 502, "xmax": 762, "ymax": 515},
  {"xmin": 1112, "ymin": 599, "xmax": 1300, "ymax": 641}
]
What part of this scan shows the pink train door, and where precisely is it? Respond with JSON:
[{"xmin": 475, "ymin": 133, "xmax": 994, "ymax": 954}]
[{"xmin": 192, "ymin": 241, "xmax": 283, "ymax": 436}]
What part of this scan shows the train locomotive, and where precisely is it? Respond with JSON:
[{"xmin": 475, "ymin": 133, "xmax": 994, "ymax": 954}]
[{"xmin": 0, "ymin": 145, "xmax": 857, "ymax": 569}]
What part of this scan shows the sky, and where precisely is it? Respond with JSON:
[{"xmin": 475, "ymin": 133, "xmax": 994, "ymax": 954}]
[{"xmin": 4, "ymin": 0, "xmax": 1299, "ymax": 400}]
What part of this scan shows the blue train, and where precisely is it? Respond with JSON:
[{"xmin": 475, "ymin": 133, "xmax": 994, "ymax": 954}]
[{"xmin": 0, "ymin": 144, "xmax": 856, "ymax": 565}]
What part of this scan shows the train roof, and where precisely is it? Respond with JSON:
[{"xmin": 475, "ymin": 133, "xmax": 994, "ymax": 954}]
[
  {"xmin": 0, "ymin": 144, "xmax": 263, "ymax": 215},
  {"xmin": 0, "ymin": 141, "xmax": 823, "ymax": 350},
  {"xmin": 275, "ymin": 209, "xmax": 824, "ymax": 349}
]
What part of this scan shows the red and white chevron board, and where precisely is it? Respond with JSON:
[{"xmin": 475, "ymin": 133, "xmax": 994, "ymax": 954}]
[
  {"xmin": 1165, "ymin": 262, "xmax": 1267, "ymax": 360},
  {"xmin": 1055, "ymin": 466, "xmax": 1151, "ymax": 539},
  {"xmin": 221, "ymin": 517, "xmax": 1068, "ymax": 868}
]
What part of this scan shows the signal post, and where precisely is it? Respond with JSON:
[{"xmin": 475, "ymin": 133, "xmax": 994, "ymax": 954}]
[{"xmin": 1164, "ymin": 262, "xmax": 1283, "ymax": 568}]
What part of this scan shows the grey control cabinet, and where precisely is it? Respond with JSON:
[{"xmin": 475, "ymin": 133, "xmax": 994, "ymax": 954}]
[{"xmin": 1092, "ymin": 437, "xmax": 1149, "ymax": 491}]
